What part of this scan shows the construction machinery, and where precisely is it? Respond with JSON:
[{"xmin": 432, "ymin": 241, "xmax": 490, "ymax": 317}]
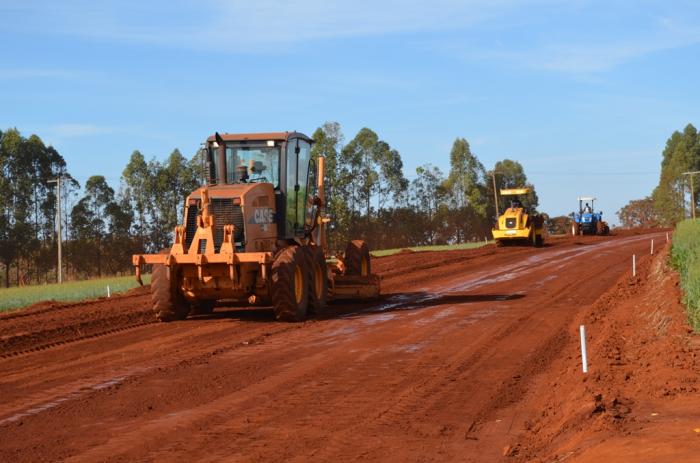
[
  {"xmin": 132, "ymin": 131, "xmax": 379, "ymax": 322},
  {"xmin": 492, "ymin": 188, "xmax": 545, "ymax": 247},
  {"xmin": 570, "ymin": 196, "xmax": 609, "ymax": 236}
]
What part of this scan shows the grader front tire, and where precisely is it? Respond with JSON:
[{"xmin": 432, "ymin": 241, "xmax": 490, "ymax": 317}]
[
  {"xmin": 271, "ymin": 246, "xmax": 309, "ymax": 322},
  {"xmin": 151, "ymin": 264, "xmax": 189, "ymax": 322},
  {"xmin": 305, "ymin": 246, "xmax": 328, "ymax": 316}
]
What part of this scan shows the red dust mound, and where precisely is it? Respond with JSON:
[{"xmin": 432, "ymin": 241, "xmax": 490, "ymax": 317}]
[
  {"xmin": 0, "ymin": 229, "xmax": 686, "ymax": 462},
  {"xmin": 512, "ymin": 244, "xmax": 700, "ymax": 462}
]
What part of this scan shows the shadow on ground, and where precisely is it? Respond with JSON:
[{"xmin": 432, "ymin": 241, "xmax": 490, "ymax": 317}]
[{"xmin": 187, "ymin": 291, "xmax": 525, "ymax": 323}]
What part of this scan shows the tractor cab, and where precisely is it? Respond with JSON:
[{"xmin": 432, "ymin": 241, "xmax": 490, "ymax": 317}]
[{"xmin": 571, "ymin": 196, "xmax": 609, "ymax": 235}]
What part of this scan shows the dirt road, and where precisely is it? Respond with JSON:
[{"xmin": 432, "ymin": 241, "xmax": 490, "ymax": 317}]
[{"xmin": 0, "ymin": 231, "xmax": 667, "ymax": 462}]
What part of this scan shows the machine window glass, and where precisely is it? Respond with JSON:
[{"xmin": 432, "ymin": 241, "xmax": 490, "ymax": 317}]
[
  {"xmin": 225, "ymin": 145, "xmax": 280, "ymax": 186},
  {"xmin": 225, "ymin": 147, "xmax": 236, "ymax": 183},
  {"xmin": 305, "ymin": 158, "xmax": 318, "ymax": 229},
  {"xmin": 285, "ymin": 139, "xmax": 312, "ymax": 234},
  {"xmin": 286, "ymin": 141, "xmax": 298, "ymax": 234},
  {"xmin": 210, "ymin": 146, "xmax": 221, "ymax": 184},
  {"xmin": 296, "ymin": 140, "xmax": 311, "ymax": 230}
]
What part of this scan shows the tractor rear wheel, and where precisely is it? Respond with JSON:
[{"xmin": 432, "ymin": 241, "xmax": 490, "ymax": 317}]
[
  {"xmin": 271, "ymin": 246, "xmax": 309, "ymax": 322},
  {"xmin": 305, "ymin": 246, "xmax": 328, "ymax": 316},
  {"xmin": 571, "ymin": 222, "xmax": 579, "ymax": 236},
  {"xmin": 152, "ymin": 264, "xmax": 189, "ymax": 322},
  {"xmin": 535, "ymin": 233, "xmax": 544, "ymax": 247},
  {"xmin": 595, "ymin": 221, "xmax": 604, "ymax": 235},
  {"xmin": 344, "ymin": 240, "xmax": 371, "ymax": 276}
]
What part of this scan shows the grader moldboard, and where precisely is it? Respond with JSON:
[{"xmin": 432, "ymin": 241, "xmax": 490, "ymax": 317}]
[{"xmin": 132, "ymin": 131, "xmax": 379, "ymax": 322}]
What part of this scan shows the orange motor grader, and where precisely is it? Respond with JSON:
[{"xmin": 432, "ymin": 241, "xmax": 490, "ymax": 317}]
[{"xmin": 132, "ymin": 131, "xmax": 379, "ymax": 322}]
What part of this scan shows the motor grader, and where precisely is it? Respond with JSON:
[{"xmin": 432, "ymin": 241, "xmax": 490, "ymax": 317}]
[
  {"xmin": 491, "ymin": 188, "xmax": 545, "ymax": 247},
  {"xmin": 132, "ymin": 131, "xmax": 379, "ymax": 322}
]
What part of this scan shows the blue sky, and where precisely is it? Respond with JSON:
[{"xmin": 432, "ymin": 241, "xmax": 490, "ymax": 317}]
[{"xmin": 2, "ymin": 0, "xmax": 700, "ymax": 223}]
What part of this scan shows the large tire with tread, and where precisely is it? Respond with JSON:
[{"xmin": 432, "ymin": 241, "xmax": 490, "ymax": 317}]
[
  {"xmin": 152, "ymin": 264, "xmax": 189, "ymax": 322},
  {"xmin": 305, "ymin": 245, "xmax": 328, "ymax": 316},
  {"xmin": 344, "ymin": 240, "xmax": 371, "ymax": 276},
  {"xmin": 535, "ymin": 233, "xmax": 544, "ymax": 247},
  {"xmin": 271, "ymin": 246, "xmax": 309, "ymax": 322}
]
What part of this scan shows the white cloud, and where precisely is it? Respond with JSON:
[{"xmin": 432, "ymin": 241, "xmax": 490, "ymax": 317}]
[
  {"xmin": 529, "ymin": 38, "xmax": 700, "ymax": 74},
  {"xmin": 3, "ymin": 0, "xmax": 555, "ymax": 51},
  {"xmin": 0, "ymin": 68, "xmax": 81, "ymax": 80},
  {"xmin": 468, "ymin": 14, "xmax": 700, "ymax": 74},
  {"xmin": 48, "ymin": 124, "xmax": 114, "ymax": 138}
]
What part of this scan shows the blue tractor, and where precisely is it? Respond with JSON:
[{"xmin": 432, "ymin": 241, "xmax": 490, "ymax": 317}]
[{"xmin": 571, "ymin": 196, "xmax": 610, "ymax": 236}]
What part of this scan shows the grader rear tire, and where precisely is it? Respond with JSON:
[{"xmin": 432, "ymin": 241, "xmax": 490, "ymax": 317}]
[
  {"xmin": 271, "ymin": 246, "xmax": 309, "ymax": 322},
  {"xmin": 344, "ymin": 240, "xmax": 371, "ymax": 276},
  {"xmin": 305, "ymin": 246, "xmax": 328, "ymax": 316},
  {"xmin": 151, "ymin": 264, "xmax": 189, "ymax": 322}
]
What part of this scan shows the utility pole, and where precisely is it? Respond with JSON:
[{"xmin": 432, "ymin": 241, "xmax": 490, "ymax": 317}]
[
  {"xmin": 48, "ymin": 177, "xmax": 63, "ymax": 283},
  {"xmin": 682, "ymin": 171, "xmax": 700, "ymax": 219}
]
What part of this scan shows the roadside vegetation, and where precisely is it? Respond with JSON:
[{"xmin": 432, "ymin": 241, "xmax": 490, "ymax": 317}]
[
  {"xmin": 670, "ymin": 219, "xmax": 700, "ymax": 330},
  {"xmin": 1, "ymin": 124, "xmax": 541, "ymax": 288},
  {"xmin": 0, "ymin": 274, "xmax": 150, "ymax": 312},
  {"xmin": 618, "ymin": 122, "xmax": 700, "ymax": 227},
  {"xmin": 371, "ymin": 241, "xmax": 490, "ymax": 258}
]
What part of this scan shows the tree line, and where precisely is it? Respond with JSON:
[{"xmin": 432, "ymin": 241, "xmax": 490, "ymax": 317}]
[
  {"xmin": 617, "ymin": 123, "xmax": 700, "ymax": 227},
  {"xmin": 0, "ymin": 123, "xmax": 540, "ymax": 287},
  {"xmin": 311, "ymin": 123, "xmax": 539, "ymax": 251}
]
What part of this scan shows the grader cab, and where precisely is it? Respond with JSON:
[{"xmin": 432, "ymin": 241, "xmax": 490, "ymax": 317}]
[{"xmin": 133, "ymin": 131, "xmax": 379, "ymax": 322}]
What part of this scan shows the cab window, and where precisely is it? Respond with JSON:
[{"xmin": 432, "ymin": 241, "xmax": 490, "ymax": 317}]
[
  {"xmin": 286, "ymin": 139, "xmax": 311, "ymax": 234},
  {"xmin": 227, "ymin": 145, "xmax": 280, "ymax": 186}
]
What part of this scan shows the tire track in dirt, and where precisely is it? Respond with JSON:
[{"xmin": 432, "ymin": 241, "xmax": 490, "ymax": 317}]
[
  {"xmin": 0, "ymin": 230, "xmax": 667, "ymax": 462},
  {"xmin": 0, "ymin": 321, "xmax": 302, "ymax": 426},
  {"xmin": 88, "ymin": 234, "xmax": 662, "ymax": 462},
  {"xmin": 305, "ymin": 238, "xmax": 649, "ymax": 461},
  {"xmin": 0, "ymin": 317, "xmax": 155, "ymax": 359}
]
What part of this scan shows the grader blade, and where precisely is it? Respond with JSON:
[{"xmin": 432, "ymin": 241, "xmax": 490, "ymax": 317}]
[{"xmin": 331, "ymin": 274, "xmax": 380, "ymax": 301}]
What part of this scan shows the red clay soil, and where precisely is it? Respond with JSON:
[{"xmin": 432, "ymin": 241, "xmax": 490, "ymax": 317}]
[
  {"xmin": 510, "ymin": 241, "xmax": 700, "ymax": 462},
  {"xmin": 0, "ymin": 229, "xmax": 694, "ymax": 462}
]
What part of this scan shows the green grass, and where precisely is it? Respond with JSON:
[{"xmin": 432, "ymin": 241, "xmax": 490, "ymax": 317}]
[
  {"xmin": 371, "ymin": 241, "xmax": 491, "ymax": 258},
  {"xmin": 0, "ymin": 274, "xmax": 151, "ymax": 312},
  {"xmin": 670, "ymin": 219, "xmax": 700, "ymax": 331},
  {"xmin": 0, "ymin": 241, "xmax": 490, "ymax": 311}
]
